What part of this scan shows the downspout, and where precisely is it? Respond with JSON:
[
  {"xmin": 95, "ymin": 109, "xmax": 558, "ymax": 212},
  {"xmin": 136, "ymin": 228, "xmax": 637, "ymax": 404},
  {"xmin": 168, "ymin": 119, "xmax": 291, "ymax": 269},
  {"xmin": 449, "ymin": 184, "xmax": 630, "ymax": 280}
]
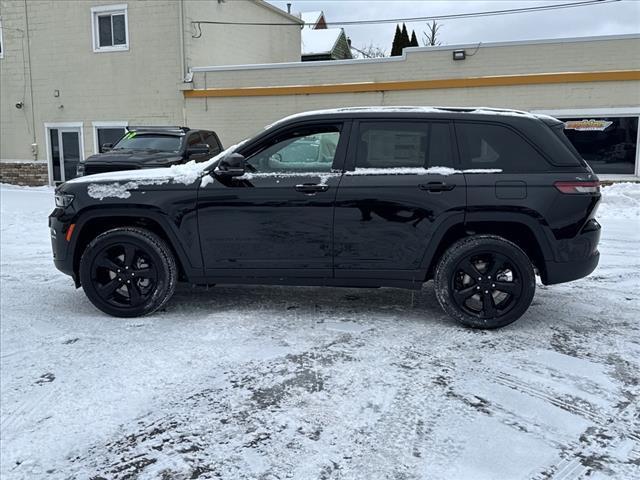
[
  {"xmin": 179, "ymin": 0, "xmax": 187, "ymax": 126},
  {"xmin": 24, "ymin": 0, "xmax": 37, "ymax": 159}
]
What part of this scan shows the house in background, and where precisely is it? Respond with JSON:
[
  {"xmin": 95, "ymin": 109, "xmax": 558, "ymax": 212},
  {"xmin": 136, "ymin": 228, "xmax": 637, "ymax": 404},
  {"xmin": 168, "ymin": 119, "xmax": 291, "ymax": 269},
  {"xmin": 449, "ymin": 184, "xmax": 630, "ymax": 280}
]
[
  {"xmin": 0, "ymin": 0, "xmax": 302, "ymax": 185},
  {"xmin": 299, "ymin": 10, "xmax": 352, "ymax": 62}
]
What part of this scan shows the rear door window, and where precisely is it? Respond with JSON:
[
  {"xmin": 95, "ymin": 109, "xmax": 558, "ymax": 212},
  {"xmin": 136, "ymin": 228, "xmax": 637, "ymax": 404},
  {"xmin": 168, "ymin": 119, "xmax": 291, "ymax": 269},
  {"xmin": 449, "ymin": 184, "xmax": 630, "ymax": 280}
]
[
  {"xmin": 455, "ymin": 122, "xmax": 549, "ymax": 172},
  {"xmin": 355, "ymin": 121, "xmax": 453, "ymax": 169}
]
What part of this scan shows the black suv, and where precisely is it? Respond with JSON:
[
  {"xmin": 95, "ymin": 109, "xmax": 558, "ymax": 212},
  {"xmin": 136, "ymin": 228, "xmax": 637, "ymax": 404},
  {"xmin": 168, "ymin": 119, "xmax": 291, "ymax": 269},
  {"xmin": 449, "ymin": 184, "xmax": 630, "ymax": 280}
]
[
  {"xmin": 50, "ymin": 107, "xmax": 601, "ymax": 328},
  {"xmin": 77, "ymin": 126, "xmax": 223, "ymax": 177}
]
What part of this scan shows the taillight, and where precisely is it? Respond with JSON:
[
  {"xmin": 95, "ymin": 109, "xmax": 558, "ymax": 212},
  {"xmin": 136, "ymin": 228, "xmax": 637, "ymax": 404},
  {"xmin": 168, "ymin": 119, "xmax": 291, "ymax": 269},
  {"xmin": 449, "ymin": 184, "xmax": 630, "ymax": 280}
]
[{"xmin": 554, "ymin": 181, "xmax": 600, "ymax": 194}]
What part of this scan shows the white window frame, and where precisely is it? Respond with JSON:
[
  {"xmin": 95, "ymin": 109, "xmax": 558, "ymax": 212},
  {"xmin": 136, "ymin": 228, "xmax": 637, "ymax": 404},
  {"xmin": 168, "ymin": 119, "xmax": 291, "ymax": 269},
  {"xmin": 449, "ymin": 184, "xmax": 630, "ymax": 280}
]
[
  {"xmin": 91, "ymin": 4, "xmax": 129, "ymax": 53},
  {"xmin": 532, "ymin": 107, "xmax": 640, "ymax": 178},
  {"xmin": 92, "ymin": 121, "xmax": 128, "ymax": 153},
  {"xmin": 44, "ymin": 122, "xmax": 85, "ymax": 185}
]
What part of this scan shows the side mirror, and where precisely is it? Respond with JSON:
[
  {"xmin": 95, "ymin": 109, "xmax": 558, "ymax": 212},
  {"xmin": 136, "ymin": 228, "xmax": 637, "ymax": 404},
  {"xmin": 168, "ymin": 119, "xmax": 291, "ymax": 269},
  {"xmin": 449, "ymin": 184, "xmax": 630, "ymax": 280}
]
[
  {"xmin": 187, "ymin": 143, "xmax": 210, "ymax": 157},
  {"xmin": 101, "ymin": 143, "xmax": 113, "ymax": 153},
  {"xmin": 215, "ymin": 153, "xmax": 246, "ymax": 177}
]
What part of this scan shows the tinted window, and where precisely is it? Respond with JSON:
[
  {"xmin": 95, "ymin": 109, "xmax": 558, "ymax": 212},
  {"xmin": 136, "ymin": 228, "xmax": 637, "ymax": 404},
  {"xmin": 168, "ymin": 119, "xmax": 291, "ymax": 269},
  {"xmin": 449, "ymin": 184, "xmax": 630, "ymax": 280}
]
[
  {"xmin": 356, "ymin": 122, "xmax": 452, "ymax": 169},
  {"xmin": 97, "ymin": 127, "xmax": 126, "ymax": 152},
  {"xmin": 202, "ymin": 133, "xmax": 221, "ymax": 154},
  {"xmin": 248, "ymin": 126, "xmax": 340, "ymax": 173},
  {"xmin": 456, "ymin": 122, "xmax": 549, "ymax": 172},
  {"xmin": 114, "ymin": 133, "xmax": 182, "ymax": 152},
  {"xmin": 188, "ymin": 133, "xmax": 203, "ymax": 146}
]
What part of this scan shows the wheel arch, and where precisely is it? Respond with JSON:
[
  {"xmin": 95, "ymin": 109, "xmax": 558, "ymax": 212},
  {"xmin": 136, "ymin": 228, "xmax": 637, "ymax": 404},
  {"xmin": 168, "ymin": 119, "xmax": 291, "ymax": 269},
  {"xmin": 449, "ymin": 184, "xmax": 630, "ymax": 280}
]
[
  {"xmin": 422, "ymin": 217, "xmax": 552, "ymax": 282},
  {"xmin": 71, "ymin": 210, "xmax": 195, "ymax": 285}
]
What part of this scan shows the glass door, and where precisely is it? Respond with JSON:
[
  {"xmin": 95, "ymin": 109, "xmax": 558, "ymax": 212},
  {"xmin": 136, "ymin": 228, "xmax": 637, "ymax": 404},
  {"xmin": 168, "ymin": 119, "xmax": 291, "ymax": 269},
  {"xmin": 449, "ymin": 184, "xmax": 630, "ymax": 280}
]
[{"xmin": 48, "ymin": 127, "xmax": 82, "ymax": 183}]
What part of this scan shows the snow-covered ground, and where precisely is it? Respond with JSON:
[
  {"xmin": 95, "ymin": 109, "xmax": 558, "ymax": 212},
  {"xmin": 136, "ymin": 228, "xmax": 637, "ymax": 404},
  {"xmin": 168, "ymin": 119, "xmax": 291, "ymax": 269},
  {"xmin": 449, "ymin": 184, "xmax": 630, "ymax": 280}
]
[{"xmin": 1, "ymin": 182, "xmax": 639, "ymax": 480}]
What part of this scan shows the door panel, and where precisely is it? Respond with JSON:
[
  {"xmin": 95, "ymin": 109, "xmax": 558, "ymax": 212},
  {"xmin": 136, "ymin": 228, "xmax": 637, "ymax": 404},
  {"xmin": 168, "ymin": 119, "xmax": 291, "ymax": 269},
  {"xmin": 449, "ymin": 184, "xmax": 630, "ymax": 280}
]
[
  {"xmin": 334, "ymin": 172, "xmax": 466, "ymax": 274},
  {"xmin": 334, "ymin": 119, "xmax": 466, "ymax": 278},
  {"xmin": 197, "ymin": 122, "xmax": 350, "ymax": 278}
]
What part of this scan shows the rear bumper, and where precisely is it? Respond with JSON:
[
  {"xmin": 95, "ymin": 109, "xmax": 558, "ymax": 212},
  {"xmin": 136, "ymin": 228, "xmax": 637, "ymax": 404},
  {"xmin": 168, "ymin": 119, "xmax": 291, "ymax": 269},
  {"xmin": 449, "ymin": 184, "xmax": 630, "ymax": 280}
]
[
  {"xmin": 543, "ymin": 218, "xmax": 601, "ymax": 285},
  {"xmin": 543, "ymin": 250, "xmax": 600, "ymax": 285}
]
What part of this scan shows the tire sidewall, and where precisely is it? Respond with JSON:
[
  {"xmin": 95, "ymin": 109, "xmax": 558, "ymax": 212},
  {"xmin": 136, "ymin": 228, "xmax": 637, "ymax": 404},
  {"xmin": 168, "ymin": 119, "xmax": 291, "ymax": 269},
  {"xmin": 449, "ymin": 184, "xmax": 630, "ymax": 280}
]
[
  {"xmin": 435, "ymin": 235, "xmax": 536, "ymax": 329},
  {"xmin": 79, "ymin": 229, "xmax": 174, "ymax": 317}
]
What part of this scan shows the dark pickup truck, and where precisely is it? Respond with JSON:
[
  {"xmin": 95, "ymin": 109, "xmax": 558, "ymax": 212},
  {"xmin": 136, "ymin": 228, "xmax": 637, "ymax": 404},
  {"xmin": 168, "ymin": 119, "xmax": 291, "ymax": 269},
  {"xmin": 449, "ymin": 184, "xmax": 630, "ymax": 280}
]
[
  {"xmin": 50, "ymin": 107, "xmax": 601, "ymax": 328},
  {"xmin": 77, "ymin": 126, "xmax": 223, "ymax": 176}
]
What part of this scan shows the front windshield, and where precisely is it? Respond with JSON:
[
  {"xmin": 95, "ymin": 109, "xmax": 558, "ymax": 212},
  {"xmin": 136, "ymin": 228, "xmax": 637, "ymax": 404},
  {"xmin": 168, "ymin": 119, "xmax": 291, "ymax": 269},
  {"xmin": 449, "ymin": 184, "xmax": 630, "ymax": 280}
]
[{"xmin": 113, "ymin": 133, "xmax": 183, "ymax": 152}]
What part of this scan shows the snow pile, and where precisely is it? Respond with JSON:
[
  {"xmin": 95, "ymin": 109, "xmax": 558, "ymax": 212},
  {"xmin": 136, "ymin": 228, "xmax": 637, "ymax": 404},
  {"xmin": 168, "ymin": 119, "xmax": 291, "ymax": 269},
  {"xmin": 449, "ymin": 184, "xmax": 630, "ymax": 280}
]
[
  {"xmin": 199, "ymin": 174, "xmax": 215, "ymax": 188},
  {"xmin": 598, "ymin": 182, "xmax": 640, "ymax": 219},
  {"xmin": 87, "ymin": 179, "xmax": 169, "ymax": 200}
]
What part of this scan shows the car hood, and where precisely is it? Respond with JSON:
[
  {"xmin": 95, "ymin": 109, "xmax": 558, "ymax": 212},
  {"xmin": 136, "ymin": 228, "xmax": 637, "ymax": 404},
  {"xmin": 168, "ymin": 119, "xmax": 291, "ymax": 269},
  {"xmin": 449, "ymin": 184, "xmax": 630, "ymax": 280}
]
[{"xmin": 84, "ymin": 150, "xmax": 183, "ymax": 166}]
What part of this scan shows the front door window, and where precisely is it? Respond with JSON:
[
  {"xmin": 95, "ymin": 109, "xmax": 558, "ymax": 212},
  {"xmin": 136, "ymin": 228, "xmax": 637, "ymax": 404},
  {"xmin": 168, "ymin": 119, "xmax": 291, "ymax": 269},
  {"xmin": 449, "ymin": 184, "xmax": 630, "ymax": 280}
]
[{"xmin": 247, "ymin": 128, "xmax": 340, "ymax": 174}]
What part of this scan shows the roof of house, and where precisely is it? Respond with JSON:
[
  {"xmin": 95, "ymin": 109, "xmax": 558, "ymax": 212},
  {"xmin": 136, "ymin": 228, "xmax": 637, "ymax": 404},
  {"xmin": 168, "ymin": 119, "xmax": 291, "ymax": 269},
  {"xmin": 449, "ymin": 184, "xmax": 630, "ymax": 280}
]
[
  {"xmin": 299, "ymin": 11, "xmax": 324, "ymax": 28},
  {"xmin": 252, "ymin": 0, "xmax": 304, "ymax": 24},
  {"xmin": 301, "ymin": 28, "xmax": 344, "ymax": 56}
]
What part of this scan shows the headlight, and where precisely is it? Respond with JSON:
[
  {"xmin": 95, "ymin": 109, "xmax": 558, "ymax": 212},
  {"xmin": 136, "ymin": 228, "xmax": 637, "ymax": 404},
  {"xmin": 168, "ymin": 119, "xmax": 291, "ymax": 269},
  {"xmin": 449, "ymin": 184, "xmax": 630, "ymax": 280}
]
[
  {"xmin": 55, "ymin": 193, "xmax": 75, "ymax": 208},
  {"xmin": 76, "ymin": 163, "xmax": 85, "ymax": 176}
]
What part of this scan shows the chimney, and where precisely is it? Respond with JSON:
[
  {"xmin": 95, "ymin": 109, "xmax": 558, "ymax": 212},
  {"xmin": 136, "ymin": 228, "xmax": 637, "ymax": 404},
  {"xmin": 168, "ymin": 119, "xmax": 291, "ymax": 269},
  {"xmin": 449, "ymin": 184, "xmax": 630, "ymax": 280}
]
[{"xmin": 287, "ymin": 3, "xmax": 292, "ymax": 14}]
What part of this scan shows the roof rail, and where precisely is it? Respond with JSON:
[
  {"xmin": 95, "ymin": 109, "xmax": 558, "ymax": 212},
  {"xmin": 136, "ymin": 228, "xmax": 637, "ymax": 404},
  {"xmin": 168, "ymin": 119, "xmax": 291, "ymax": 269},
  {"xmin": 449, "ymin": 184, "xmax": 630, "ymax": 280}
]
[{"xmin": 126, "ymin": 126, "xmax": 189, "ymax": 133}]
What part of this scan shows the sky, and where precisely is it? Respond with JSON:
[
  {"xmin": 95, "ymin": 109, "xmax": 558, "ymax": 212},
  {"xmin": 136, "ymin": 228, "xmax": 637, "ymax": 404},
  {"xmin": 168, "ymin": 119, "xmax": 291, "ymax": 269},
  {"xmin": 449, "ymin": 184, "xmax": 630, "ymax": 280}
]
[{"xmin": 267, "ymin": 0, "xmax": 640, "ymax": 53}]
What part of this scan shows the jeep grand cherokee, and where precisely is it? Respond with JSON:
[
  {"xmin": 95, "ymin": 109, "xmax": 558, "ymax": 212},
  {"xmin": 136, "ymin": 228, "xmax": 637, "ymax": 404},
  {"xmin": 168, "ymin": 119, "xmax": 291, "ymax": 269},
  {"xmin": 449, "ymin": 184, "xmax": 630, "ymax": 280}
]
[{"xmin": 49, "ymin": 107, "xmax": 601, "ymax": 328}]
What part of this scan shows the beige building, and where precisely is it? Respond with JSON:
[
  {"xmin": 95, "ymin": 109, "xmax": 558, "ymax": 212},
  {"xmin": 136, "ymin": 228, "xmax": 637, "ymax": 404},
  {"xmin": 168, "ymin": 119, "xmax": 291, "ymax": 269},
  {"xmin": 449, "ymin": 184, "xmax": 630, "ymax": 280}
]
[
  {"xmin": 0, "ymin": 0, "xmax": 302, "ymax": 184},
  {"xmin": 1, "ymin": 0, "xmax": 639, "ymax": 184},
  {"xmin": 185, "ymin": 34, "xmax": 640, "ymax": 179}
]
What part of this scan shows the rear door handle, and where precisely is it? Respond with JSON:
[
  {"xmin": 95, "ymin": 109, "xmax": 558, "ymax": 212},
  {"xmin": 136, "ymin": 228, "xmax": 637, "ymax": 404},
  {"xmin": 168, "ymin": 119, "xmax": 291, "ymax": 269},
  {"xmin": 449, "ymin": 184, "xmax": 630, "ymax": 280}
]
[
  {"xmin": 419, "ymin": 182, "xmax": 455, "ymax": 192},
  {"xmin": 295, "ymin": 183, "xmax": 329, "ymax": 194}
]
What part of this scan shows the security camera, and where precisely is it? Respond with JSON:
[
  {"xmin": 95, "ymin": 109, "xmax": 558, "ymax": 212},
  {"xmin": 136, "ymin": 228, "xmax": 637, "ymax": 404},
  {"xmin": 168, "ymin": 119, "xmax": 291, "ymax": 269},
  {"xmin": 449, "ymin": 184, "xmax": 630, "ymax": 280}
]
[{"xmin": 15, "ymin": 101, "xmax": 24, "ymax": 109}]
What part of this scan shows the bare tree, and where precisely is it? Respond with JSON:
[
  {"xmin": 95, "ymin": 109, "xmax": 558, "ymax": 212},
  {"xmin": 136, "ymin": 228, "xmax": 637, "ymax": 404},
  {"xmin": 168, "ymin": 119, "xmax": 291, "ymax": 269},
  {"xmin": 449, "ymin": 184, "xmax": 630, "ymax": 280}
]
[
  {"xmin": 422, "ymin": 20, "xmax": 442, "ymax": 46},
  {"xmin": 351, "ymin": 43, "xmax": 388, "ymax": 59}
]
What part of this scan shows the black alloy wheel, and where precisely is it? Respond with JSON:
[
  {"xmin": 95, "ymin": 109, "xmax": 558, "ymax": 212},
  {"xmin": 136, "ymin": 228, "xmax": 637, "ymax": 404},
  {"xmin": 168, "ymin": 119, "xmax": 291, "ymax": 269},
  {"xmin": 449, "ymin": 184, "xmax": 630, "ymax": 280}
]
[
  {"xmin": 79, "ymin": 227, "xmax": 177, "ymax": 317},
  {"xmin": 91, "ymin": 243, "xmax": 159, "ymax": 308},
  {"xmin": 434, "ymin": 235, "xmax": 536, "ymax": 328}
]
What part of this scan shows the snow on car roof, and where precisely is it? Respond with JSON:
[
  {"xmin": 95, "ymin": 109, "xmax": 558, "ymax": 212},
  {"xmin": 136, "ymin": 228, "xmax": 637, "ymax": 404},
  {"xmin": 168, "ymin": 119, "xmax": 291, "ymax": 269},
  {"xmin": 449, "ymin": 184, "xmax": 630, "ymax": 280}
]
[
  {"xmin": 266, "ymin": 106, "xmax": 555, "ymax": 129},
  {"xmin": 301, "ymin": 28, "xmax": 343, "ymax": 55}
]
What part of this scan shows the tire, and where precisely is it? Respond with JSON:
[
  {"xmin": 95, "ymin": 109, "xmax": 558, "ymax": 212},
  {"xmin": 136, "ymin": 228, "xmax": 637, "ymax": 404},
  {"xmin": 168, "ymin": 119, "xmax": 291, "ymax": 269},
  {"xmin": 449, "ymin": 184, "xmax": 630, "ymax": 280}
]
[
  {"xmin": 79, "ymin": 227, "xmax": 177, "ymax": 317},
  {"xmin": 434, "ymin": 235, "xmax": 536, "ymax": 329}
]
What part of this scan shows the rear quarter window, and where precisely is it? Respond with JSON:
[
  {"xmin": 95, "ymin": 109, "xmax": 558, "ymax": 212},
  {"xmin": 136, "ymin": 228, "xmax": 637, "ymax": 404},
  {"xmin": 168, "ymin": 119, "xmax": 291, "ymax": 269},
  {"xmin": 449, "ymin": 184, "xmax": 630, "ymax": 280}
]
[{"xmin": 455, "ymin": 122, "xmax": 550, "ymax": 172}]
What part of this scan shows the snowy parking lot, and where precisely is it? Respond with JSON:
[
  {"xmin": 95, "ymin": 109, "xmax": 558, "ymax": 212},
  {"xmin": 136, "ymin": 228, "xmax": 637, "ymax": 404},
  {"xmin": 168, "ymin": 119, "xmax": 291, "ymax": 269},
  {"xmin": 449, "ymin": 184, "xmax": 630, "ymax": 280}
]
[{"xmin": 1, "ymin": 182, "xmax": 639, "ymax": 480}]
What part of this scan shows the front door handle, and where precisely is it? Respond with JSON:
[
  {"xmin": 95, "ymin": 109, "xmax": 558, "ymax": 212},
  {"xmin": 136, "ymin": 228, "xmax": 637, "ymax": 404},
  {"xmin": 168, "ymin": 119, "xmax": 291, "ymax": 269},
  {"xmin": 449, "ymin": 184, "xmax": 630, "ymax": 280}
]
[
  {"xmin": 419, "ymin": 182, "xmax": 455, "ymax": 192},
  {"xmin": 295, "ymin": 183, "xmax": 329, "ymax": 194}
]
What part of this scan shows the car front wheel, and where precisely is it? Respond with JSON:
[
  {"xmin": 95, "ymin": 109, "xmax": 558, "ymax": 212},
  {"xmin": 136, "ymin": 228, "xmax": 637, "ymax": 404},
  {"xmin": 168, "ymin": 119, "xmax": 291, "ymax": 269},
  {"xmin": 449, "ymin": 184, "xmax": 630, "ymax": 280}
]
[
  {"xmin": 79, "ymin": 227, "xmax": 177, "ymax": 317},
  {"xmin": 434, "ymin": 235, "xmax": 536, "ymax": 329}
]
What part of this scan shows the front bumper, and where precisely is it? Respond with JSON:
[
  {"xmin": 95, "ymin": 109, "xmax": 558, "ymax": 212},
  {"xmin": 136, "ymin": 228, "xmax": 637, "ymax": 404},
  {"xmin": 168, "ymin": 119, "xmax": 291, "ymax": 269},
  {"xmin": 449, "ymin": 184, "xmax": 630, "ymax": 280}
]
[{"xmin": 49, "ymin": 211, "xmax": 75, "ymax": 278}]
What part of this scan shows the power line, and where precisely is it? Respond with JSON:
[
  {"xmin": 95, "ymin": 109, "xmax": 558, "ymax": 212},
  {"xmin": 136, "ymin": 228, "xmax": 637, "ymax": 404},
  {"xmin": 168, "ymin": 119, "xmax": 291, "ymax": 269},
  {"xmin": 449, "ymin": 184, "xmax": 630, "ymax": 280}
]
[{"xmin": 191, "ymin": 0, "xmax": 619, "ymax": 28}]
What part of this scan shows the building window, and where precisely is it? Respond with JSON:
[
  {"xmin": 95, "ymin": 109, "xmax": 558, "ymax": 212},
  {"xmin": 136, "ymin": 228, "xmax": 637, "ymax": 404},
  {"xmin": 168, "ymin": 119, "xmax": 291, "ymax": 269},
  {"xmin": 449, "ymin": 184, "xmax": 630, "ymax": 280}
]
[
  {"xmin": 561, "ymin": 117, "xmax": 639, "ymax": 175},
  {"xmin": 91, "ymin": 4, "xmax": 128, "ymax": 52},
  {"xmin": 92, "ymin": 122, "xmax": 127, "ymax": 153}
]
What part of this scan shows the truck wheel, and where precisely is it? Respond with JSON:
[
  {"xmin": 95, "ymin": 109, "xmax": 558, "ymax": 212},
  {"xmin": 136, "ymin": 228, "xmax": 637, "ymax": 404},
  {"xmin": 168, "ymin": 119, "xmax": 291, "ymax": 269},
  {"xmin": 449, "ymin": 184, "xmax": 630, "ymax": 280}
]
[
  {"xmin": 434, "ymin": 235, "xmax": 536, "ymax": 329},
  {"xmin": 79, "ymin": 227, "xmax": 177, "ymax": 317}
]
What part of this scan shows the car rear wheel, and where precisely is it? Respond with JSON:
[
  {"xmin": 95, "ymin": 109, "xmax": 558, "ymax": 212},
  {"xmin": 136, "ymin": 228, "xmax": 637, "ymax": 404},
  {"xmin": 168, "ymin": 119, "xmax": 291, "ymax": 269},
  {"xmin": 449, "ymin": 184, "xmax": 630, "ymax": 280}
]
[
  {"xmin": 434, "ymin": 235, "xmax": 536, "ymax": 329},
  {"xmin": 79, "ymin": 227, "xmax": 177, "ymax": 317}
]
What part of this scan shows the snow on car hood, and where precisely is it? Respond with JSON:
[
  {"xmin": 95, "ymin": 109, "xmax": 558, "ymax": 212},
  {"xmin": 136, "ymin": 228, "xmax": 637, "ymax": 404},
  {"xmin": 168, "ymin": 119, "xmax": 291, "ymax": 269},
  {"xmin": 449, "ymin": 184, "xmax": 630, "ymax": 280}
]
[{"xmin": 66, "ymin": 143, "xmax": 242, "ymax": 200}]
